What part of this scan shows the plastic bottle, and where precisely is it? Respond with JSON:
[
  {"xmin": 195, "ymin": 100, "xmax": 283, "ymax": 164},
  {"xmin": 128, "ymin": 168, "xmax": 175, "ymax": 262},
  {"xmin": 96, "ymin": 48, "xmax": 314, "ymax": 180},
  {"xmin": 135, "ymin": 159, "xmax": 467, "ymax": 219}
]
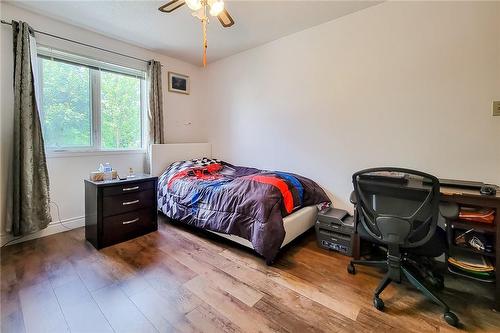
[{"xmin": 103, "ymin": 162, "xmax": 112, "ymax": 180}]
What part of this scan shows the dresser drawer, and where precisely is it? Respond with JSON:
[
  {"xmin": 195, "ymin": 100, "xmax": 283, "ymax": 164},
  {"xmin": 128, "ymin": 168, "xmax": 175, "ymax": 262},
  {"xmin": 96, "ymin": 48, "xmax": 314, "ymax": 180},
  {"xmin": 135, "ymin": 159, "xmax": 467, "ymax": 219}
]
[
  {"xmin": 102, "ymin": 209, "xmax": 156, "ymax": 247},
  {"xmin": 102, "ymin": 189, "xmax": 155, "ymax": 217},
  {"xmin": 103, "ymin": 180, "xmax": 155, "ymax": 197}
]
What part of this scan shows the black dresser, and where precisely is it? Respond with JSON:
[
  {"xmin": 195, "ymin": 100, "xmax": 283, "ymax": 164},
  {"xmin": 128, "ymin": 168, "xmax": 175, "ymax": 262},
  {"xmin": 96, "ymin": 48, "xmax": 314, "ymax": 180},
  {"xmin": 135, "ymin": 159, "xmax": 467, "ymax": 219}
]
[{"xmin": 84, "ymin": 174, "xmax": 158, "ymax": 249}]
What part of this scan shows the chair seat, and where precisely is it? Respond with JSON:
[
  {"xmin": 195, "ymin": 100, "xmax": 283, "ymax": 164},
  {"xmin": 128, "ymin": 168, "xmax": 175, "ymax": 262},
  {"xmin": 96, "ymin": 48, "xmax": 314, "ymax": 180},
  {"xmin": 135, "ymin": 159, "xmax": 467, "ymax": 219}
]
[{"xmin": 357, "ymin": 223, "xmax": 447, "ymax": 257}]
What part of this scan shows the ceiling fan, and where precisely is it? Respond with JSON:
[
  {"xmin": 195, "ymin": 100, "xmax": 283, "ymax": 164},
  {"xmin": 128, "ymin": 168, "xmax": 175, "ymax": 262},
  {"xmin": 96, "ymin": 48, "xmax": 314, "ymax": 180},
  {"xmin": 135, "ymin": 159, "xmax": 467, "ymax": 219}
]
[{"xmin": 159, "ymin": 0, "xmax": 235, "ymax": 66}]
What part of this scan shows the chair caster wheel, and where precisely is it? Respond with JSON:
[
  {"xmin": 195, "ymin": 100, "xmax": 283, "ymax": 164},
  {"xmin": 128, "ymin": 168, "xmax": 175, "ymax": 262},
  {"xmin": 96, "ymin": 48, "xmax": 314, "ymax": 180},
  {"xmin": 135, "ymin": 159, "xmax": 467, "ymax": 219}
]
[
  {"xmin": 373, "ymin": 297, "xmax": 384, "ymax": 311},
  {"xmin": 347, "ymin": 263, "xmax": 356, "ymax": 275},
  {"xmin": 443, "ymin": 311, "xmax": 459, "ymax": 327}
]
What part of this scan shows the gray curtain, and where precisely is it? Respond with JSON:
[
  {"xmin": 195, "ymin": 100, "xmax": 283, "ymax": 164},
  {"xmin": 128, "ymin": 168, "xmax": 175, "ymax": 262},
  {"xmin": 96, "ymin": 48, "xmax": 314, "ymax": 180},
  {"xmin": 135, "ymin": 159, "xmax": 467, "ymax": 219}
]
[
  {"xmin": 10, "ymin": 21, "xmax": 51, "ymax": 236},
  {"xmin": 147, "ymin": 60, "xmax": 164, "ymax": 144},
  {"xmin": 145, "ymin": 60, "xmax": 164, "ymax": 173}
]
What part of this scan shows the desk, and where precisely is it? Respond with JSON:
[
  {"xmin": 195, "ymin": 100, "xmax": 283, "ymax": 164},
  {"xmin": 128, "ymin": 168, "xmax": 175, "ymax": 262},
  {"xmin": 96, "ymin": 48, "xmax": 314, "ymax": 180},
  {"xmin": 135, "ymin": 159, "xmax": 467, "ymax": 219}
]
[{"xmin": 352, "ymin": 178, "xmax": 500, "ymax": 310}]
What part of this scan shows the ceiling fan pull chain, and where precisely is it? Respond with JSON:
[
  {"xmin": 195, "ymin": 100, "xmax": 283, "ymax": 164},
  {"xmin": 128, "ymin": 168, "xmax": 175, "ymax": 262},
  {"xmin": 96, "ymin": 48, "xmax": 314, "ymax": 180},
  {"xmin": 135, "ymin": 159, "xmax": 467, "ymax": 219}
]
[{"xmin": 202, "ymin": 18, "xmax": 208, "ymax": 67}]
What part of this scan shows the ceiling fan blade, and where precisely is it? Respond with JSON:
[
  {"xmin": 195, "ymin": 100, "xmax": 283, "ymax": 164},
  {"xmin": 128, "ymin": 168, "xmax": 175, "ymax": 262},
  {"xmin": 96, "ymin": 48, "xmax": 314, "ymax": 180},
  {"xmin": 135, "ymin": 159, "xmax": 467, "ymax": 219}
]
[
  {"xmin": 158, "ymin": 0, "xmax": 185, "ymax": 13},
  {"xmin": 217, "ymin": 8, "xmax": 235, "ymax": 28}
]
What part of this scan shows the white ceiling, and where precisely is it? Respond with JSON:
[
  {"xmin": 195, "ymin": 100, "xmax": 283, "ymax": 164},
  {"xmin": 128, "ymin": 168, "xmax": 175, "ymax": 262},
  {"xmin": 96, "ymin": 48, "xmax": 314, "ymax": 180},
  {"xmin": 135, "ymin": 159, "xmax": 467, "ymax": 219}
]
[{"xmin": 9, "ymin": 1, "xmax": 380, "ymax": 66}]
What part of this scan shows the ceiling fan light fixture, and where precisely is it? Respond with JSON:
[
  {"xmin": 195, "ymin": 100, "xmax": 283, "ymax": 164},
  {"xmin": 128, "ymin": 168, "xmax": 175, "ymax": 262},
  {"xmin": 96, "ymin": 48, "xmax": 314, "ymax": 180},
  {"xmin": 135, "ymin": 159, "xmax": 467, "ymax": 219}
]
[
  {"xmin": 192, "ymin": 8, "xmax": 206, "ymax": 20},
  {"xmin": 186, "ymin": 0, "xmax": 202, "ymax": 11},
  {"xmin": 209, "ymin": 0, "xmax": 224, "ymax": 17},
  {"xmin": 158, "ymin": 0, "xmax": 235, "ymax": 66}
]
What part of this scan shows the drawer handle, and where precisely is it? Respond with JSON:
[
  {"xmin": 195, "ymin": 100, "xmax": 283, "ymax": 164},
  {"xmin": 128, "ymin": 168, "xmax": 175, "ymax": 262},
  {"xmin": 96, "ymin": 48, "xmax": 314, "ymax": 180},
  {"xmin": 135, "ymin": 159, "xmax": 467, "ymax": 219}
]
[
  {"xmin": 123, "ymin": 186, "xmax": 139, "ymax": 191},
  {"xmin": 122, "ymin": 199, "xmax": 140, "ymax": 206},
  {"xmin": 122, "ymin": 218, "xmax": 139, "ymax": 225}
]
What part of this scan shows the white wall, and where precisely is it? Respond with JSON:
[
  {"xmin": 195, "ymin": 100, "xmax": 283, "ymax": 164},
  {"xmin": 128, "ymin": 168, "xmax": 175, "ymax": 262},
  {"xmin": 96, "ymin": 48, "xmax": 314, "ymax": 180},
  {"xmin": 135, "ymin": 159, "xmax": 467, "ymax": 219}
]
[
  {"xmin": 2, "ymin": 1, "xmax": 500, "ymax": 245},
  {"xmin": 0, "ymin": 2, "xmax": 207, "ymax": 243},
  {"xmin": 204, "ymin": 1, "xmax": 500, "ymax": 212}
]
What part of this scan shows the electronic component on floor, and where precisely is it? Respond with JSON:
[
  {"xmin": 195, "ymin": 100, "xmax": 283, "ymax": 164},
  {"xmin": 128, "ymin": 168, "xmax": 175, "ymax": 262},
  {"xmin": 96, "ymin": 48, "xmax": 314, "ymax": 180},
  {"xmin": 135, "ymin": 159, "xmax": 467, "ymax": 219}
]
[{"xmin": 315, "ymin": 207, "xmax": 355, "ymax": 256}]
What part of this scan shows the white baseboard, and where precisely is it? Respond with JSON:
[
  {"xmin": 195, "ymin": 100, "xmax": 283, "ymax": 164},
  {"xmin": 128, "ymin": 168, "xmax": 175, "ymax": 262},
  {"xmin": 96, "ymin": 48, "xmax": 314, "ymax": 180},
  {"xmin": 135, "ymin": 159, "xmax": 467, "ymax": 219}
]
[{"xmin": 0, "ymin": 216, "xmax": 85, "ymax": 247}]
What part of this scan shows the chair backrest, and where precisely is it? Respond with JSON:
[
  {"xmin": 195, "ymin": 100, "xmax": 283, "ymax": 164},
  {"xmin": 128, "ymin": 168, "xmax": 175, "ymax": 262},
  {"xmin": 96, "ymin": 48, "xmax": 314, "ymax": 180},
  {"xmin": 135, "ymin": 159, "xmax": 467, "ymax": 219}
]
[{"xmin": 352, "ymin": 167, "xmax": 440, "ymax": 248}]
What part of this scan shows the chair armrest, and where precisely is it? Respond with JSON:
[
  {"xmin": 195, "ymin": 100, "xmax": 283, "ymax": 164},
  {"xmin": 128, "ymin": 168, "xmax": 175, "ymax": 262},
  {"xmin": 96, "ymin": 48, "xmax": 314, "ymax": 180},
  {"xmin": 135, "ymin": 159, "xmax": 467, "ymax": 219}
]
[
  {"xmin": 439, "ymin": 202, "xmax": 459, "ymax": 220},
  {"xmin": 350, "ymin": 191, "xmax": 359, "ymax": 234},
  {"xmin": 350, "ymin": 191, "xmax": 357, "ymax": 205}
]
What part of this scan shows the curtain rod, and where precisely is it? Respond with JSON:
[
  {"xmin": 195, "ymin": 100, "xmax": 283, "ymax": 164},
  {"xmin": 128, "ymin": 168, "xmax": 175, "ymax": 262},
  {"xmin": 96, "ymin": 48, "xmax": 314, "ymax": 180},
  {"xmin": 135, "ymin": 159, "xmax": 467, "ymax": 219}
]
[{"xmin": 1, "ymin": 19, "xmax": 158, "ymax": 65}]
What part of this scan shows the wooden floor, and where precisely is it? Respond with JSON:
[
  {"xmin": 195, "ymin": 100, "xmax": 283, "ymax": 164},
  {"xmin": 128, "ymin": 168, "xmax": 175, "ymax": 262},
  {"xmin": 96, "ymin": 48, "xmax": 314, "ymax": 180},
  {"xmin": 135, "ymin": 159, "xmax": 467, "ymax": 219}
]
[{"xmin": 2, "ymin": 216, "xmax": 500, "ymax": 333}]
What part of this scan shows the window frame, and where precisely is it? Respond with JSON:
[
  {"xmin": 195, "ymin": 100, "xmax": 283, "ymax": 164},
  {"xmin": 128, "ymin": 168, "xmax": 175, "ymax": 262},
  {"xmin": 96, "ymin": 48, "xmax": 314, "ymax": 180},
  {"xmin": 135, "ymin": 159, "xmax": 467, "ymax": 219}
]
[{"xmin": 37, "ymin": 46, "xmax": 147, "ymax": 156}]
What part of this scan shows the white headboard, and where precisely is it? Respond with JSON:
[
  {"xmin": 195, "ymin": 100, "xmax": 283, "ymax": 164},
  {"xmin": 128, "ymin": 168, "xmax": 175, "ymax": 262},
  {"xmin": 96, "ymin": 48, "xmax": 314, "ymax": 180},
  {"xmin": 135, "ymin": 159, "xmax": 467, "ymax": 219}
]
[{"xmin": 150, "ymin": 143, "xmax": 212, "ymax": 177}]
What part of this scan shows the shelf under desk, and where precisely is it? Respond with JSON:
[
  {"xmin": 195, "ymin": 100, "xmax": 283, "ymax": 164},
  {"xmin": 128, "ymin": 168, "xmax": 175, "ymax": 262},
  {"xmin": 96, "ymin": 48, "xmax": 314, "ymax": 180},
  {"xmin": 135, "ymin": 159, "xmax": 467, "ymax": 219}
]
[{"xmin": 439, "ymin": 186, "xmax": 500, "ymax": 310}]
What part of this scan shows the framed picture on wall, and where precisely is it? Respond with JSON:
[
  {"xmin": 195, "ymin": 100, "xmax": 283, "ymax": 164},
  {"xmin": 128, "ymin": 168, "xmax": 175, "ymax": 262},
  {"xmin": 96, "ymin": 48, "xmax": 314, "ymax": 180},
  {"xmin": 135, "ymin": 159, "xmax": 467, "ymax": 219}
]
[{"xmin": 168, "ymin": 72, "xmax": 190, "ymax": 94}]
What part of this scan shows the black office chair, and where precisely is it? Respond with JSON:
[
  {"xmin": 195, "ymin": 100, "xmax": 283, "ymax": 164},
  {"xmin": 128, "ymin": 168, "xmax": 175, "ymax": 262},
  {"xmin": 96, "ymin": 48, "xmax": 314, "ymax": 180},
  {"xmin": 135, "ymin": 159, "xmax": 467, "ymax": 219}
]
[{"xmin": 347, "ymin": 167, "xmax": 459, "ymax": 327}]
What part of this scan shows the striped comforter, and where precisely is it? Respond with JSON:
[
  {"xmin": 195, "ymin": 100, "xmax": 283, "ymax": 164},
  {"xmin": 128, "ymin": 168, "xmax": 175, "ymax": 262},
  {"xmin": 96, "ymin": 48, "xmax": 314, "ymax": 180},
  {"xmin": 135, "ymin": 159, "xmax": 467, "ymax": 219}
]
[{"xmin": 158, "ymin": 159, "xmax": 330, "ymax": 261}]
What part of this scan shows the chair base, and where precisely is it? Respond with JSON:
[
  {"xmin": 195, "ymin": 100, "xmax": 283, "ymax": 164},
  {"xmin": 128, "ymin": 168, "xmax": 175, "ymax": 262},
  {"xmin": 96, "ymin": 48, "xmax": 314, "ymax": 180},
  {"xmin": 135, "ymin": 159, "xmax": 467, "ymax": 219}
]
[{"xmin": 348, "ymin": 259, "xmax": 459, "ymax": 327}]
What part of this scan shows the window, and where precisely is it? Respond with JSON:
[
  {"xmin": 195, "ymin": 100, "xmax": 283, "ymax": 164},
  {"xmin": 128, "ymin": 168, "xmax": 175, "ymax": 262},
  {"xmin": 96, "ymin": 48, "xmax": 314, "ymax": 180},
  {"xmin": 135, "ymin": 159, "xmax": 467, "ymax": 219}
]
[
  {"xmin": 39, "ymin": 59, "xmax": 92, "ymax": 148},
  {"xmin": 101, "ymin": 71, "xmax": 142, "ymax": 150},
  {"xmin": 37, "ymin": 47, "xmax": 146, "ymax": 152}
]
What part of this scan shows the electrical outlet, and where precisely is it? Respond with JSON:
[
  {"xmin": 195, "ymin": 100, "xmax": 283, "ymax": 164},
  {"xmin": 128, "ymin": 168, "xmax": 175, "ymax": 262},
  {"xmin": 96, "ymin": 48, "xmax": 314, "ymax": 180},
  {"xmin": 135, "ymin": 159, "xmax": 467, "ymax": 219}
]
[{"xmin": 494, "ymin": 101, "xmax": 500, "ymax": 116}]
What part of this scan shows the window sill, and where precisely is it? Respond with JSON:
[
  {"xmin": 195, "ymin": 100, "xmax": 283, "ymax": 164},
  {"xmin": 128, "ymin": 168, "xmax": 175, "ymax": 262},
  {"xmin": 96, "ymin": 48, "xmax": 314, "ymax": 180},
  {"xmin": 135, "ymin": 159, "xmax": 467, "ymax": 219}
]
[{"xmin": 46, "ymin": 149, "xmax": 147, "ymax": 159}]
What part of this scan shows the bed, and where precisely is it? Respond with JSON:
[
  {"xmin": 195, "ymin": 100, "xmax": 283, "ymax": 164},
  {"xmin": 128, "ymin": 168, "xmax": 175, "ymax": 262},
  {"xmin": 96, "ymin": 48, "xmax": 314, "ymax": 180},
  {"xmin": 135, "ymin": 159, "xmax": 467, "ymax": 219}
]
[{"xmin": 150, "ymin": 143, "xmax": 330, "ymax": 263}]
